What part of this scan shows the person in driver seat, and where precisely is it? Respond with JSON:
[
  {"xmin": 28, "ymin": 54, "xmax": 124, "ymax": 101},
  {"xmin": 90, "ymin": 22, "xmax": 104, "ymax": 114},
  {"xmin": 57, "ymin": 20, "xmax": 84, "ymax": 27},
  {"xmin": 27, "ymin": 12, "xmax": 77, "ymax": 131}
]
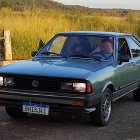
[{"xmin": 90, "ymin": 39, "xmax": 114, "ymax": 60}]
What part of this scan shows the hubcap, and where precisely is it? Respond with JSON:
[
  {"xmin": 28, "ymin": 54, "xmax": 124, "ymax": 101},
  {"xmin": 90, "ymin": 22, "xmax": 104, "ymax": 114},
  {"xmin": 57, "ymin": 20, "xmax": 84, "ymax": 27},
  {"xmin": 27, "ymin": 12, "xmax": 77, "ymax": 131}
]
[{"xmin": 102, "ymin": 92, "xmax": 111, "ymax": 122}]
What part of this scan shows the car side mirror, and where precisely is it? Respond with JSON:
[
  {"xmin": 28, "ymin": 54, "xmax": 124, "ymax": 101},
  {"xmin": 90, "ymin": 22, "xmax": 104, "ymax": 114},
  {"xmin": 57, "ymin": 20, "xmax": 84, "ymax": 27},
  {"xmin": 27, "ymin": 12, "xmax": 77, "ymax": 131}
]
[
  {"xmin": 38, "ymin": 39, "xmax": 45, "ymax": 51},
  {"xmin": 118, "ymin": 55, "xmax": 130, "ymax": 65},
  {"xmin": 31, "ymin": 51, "xmax": 37, "ymax": 57}
]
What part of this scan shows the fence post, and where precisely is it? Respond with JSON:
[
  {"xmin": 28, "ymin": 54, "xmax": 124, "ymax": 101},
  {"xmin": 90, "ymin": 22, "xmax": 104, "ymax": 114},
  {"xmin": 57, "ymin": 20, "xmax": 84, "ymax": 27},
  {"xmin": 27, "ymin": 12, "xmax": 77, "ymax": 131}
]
[{"xmin": 4, "ymin": 30, "xmax": 12, "ymax": 61}]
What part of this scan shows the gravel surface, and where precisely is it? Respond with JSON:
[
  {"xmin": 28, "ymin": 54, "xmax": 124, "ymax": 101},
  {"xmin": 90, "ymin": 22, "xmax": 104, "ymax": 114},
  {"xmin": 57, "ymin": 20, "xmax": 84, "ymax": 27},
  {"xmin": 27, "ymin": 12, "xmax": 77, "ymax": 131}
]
[{"xmin": 0, "ymin": 93, "xmax": 140, "ymax": 140}]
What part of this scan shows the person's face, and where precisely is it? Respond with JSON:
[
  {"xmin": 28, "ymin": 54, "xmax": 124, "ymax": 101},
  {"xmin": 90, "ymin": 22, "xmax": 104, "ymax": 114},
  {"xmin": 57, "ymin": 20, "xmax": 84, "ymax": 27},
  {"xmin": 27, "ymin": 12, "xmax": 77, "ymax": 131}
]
[{"xmin": 101, "ymin": 41, "xmax": 113, "ymax": 54}]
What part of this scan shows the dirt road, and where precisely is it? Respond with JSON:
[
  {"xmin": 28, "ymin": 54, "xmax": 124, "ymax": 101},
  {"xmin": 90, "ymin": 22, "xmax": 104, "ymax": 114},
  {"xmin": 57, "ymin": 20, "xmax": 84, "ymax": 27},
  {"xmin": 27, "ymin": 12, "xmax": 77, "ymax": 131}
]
[{"xmin": 0, "ymin": 93, "xmax": 140, "ymax": 140}]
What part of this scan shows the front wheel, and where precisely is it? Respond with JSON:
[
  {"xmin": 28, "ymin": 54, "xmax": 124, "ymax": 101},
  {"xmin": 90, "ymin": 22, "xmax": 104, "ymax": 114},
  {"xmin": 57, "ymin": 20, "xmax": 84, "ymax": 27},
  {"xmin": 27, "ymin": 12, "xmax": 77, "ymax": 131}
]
[
  {"xmin": 90, "ymin": 88, "xmax": 112, "ymax": 126},
  {"xmin": 5, "ymin": 106, "xmax": 27, "ymax": 119}
]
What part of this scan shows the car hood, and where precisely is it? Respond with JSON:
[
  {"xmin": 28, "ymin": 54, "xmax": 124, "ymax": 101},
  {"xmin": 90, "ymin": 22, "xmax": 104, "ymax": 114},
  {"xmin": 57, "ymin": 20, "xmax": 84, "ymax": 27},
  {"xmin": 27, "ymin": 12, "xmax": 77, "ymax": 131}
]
[{"xmin": 0, "ymin": 58, "xmax": 112, "ymax": 79}]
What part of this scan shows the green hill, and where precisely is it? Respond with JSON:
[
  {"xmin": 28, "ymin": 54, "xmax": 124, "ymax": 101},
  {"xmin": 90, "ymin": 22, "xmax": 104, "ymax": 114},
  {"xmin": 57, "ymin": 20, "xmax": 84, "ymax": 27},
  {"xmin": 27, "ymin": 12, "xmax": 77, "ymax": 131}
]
[
  {"xmin": 0, "ymin": 0, "xmax": 140, "ymax": 17},
  {"xmin": 0, "ymin": 0, "xmax": 63, "ymax": 10}
]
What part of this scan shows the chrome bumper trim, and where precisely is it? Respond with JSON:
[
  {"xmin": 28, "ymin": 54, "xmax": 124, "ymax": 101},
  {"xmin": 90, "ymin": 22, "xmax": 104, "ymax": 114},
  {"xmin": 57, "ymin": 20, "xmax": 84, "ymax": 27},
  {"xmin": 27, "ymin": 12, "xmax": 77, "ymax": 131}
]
[{"xmin": 0, "ymin": 89, "xmax": 86, "ymax": 100}]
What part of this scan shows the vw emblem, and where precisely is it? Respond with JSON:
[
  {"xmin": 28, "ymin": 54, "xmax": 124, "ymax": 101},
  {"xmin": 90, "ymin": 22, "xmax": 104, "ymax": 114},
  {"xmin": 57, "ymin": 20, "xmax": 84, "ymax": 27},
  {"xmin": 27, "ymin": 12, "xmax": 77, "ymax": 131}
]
[{"xmin": 32, "ymin": 80, "xmax": 39, "ymax": 88}]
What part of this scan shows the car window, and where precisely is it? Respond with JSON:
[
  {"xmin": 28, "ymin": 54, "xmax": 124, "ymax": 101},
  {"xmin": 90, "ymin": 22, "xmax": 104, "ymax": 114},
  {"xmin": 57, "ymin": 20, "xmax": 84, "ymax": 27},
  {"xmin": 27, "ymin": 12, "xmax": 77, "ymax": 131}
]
[
  {"xmin": 118, "ymin": 38, "xmax": 131, "ymax": 58},
  {"xmin": 49, "ymin": 36, "xmax": 67, "ymax": 54},
  {"xmin": 126, "ymin": 37, "xmax": 140, "ymax": 58}
]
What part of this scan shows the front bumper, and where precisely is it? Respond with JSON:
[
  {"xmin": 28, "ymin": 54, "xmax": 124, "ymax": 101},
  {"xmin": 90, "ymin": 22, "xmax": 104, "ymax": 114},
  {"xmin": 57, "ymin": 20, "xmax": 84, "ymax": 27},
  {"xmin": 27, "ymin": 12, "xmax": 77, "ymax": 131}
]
[{"xmin": 0, "ymin": 88, "xmax": 102, "ymax": 113}]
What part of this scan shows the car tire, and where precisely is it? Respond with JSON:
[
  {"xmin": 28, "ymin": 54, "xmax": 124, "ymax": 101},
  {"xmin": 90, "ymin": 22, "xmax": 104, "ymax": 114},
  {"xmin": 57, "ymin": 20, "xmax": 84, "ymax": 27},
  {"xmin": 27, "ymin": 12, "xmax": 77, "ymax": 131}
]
[
  {"xmin": 90, "ymin": 88, "xmax": 112, "ymax": 126},
  {"xmin": 5, "ymin": 106, "xmax": 27, "ymax": 118},
  {"xmin": 133, "ymin": 88, "xmax": 140, "ymax": 101}
]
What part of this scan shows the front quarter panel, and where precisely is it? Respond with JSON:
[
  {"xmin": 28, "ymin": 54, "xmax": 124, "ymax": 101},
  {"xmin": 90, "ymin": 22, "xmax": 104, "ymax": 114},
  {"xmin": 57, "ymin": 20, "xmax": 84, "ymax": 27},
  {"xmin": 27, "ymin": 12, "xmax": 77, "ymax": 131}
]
[{"xmin": 85, "ymin": 62, "xmax": 119, "ymax": 96}]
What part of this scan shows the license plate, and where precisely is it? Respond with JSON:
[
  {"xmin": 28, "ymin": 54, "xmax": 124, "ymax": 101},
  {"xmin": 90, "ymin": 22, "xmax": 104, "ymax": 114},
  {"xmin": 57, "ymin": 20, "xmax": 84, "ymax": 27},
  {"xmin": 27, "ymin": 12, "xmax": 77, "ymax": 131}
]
[{"xmin": 22, "ymin": 103, "xmax": 49, "ymax": 115}]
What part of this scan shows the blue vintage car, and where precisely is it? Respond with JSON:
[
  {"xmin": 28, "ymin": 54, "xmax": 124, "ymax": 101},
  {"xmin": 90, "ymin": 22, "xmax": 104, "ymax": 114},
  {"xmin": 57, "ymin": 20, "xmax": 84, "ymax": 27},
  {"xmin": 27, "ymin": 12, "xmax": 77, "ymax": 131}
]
[{"xmin": 0, "ymin": 31, "xmax": 140, "ymax": 126}]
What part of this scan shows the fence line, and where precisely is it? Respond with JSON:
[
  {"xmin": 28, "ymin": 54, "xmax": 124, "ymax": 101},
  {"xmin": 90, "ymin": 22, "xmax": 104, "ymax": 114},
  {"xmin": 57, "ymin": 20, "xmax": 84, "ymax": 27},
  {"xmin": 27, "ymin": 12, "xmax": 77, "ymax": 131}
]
[{"xmin": 0, "ymin": 30, "xmax": 12, "ymax": 61}]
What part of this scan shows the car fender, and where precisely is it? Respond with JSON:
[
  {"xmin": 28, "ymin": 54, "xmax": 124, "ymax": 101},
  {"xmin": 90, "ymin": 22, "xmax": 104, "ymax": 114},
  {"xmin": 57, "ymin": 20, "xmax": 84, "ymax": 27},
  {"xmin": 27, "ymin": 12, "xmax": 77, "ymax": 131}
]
[{"xmin": 101, "ymin": 81, "xmax": 114, "ymax": 93}]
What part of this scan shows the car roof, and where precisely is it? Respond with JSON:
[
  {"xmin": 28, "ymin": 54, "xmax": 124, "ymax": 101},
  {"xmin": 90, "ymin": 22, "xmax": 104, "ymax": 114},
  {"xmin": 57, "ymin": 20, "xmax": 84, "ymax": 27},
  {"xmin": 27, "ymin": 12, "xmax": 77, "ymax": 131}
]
[{"xmin": 57, "ymin": 31, "xmax": 131, "ymax": 37}]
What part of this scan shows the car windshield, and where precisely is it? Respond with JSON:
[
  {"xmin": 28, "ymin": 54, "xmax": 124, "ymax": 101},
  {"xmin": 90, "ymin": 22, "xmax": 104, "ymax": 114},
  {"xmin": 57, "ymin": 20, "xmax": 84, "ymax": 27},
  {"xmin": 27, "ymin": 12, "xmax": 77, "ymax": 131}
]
[{"xmin": 37, "ymin": 34, "xmax": 115, "ymax": 61}]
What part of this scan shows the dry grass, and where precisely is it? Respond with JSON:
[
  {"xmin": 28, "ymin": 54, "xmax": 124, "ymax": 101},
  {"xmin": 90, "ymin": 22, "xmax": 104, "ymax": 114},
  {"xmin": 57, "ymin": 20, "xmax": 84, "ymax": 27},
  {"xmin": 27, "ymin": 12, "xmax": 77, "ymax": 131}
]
[{"xmin": 0, "ymin": 8, "xmax": 140, "ymax": 59}]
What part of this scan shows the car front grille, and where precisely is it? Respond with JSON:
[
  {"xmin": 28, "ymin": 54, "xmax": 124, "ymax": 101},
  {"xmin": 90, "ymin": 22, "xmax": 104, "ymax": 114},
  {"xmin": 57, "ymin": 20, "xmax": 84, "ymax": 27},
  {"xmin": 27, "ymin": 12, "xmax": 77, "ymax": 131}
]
[{"xmin": 14, "ymin": 76, "xmax": 62, "ymax": 92}]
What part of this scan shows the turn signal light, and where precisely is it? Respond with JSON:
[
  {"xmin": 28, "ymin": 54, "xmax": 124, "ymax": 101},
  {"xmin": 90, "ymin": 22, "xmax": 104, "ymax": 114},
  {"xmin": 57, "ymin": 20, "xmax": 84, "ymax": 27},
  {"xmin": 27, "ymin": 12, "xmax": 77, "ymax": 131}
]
[{"xmin": 87, "ymin": 82, "xmax": 92, "ymax": 93}]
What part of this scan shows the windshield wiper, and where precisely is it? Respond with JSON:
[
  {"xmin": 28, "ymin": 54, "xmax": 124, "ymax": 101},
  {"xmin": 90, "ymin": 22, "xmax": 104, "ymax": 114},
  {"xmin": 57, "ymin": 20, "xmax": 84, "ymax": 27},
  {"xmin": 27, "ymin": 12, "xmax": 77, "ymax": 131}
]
[
  {"xmin": 68, "ymin": 55, "xmax": 90, "ymax": 58},
  {"xmin": 40, "ymin": 52, "xmax": 68, "ymax": 58},
  {"xmin": 40, "ymin": 51, "xmax": 60, "ymax": 56},
  {"xmin": 91, "ymin": 56, "xmax": 102, "ymax": 62},
  {"xmin": 68, "ymin": 55, "xmax": 102, "ymax": 62}
]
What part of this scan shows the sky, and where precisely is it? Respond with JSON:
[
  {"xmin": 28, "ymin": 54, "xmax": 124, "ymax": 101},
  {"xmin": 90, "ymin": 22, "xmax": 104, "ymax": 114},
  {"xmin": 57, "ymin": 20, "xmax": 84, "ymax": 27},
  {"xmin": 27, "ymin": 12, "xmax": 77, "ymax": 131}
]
[{"xmin": 53, "ymin": 0, "xmax": 140, "ymax": 10}]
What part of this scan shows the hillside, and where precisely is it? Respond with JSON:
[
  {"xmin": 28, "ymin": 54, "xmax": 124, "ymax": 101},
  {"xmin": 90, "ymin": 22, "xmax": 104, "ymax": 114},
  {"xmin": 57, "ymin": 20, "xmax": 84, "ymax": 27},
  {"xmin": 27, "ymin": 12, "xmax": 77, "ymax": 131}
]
[
  {"xmin": 0, "ymin": 0, "xmax": 140, "ymax": 17},
  {"xmin": 0, "ymin": 0, "xmax": 63, "ymax": 10}
]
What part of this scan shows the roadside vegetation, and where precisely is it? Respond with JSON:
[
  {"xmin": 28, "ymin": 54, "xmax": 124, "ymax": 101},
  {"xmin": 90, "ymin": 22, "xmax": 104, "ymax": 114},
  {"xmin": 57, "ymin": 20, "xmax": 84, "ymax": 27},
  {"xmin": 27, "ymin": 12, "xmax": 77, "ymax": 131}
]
[{"xmin": 0, "ymin": 0, "xmax": 140, "ymax": 59}]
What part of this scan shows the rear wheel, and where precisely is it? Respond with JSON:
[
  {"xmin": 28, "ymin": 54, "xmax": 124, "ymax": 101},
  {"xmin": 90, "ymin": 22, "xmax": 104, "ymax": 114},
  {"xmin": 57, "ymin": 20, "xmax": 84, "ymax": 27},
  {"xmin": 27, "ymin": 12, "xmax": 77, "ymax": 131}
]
[
  {"xmin": 5, "ymin": 106, "xmax": 27, "ymax": 118},
  {"xmin": 90, "ymin": 88, "xmax": 112, "ymax": 126},
  {"xmin": 133, "ymin": 88, "xmax": 140, "ymax": 101}
]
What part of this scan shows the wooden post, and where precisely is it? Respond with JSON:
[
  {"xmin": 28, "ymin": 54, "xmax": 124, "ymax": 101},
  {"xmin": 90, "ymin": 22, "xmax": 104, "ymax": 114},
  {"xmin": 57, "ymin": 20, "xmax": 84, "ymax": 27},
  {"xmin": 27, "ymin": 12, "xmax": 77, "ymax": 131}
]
[{"xmin": 4, "ymin": 30, "xmax": 12, "ymax": 61}]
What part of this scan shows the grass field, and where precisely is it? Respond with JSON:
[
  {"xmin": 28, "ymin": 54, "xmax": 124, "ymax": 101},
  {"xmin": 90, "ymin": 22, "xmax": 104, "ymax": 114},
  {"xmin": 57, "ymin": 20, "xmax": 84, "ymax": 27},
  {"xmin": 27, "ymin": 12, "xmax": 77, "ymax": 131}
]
[{"xmin": 0, "ymin": 8, "xmax": 140, "ymax": 59}]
